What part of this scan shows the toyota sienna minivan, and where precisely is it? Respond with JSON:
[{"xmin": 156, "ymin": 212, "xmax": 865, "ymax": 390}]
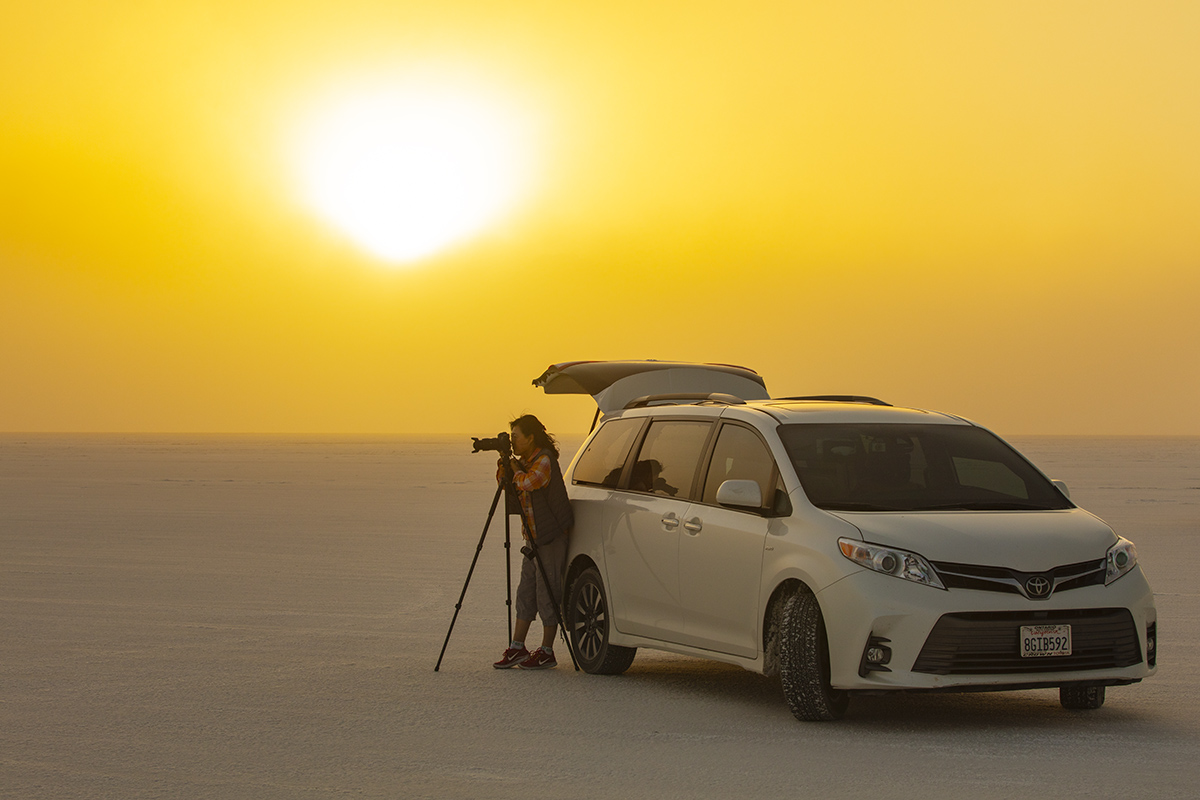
[{"xmin": 534, "ymin": 361, "xmax": 1156, "ymax": 721}]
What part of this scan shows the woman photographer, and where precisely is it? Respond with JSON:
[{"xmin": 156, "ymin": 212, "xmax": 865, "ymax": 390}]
[{"xmin": 493, "ymin": 414, "xmax": 574, "ymax": 670}]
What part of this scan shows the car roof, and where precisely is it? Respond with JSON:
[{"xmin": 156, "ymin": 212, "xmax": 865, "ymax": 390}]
[
  {"xmin": 745, "ymin": 399, "xmax": 971, "ymax": 426},
  {"xmin": 614, "ymin": 398, "xmax": 971, "ymax": 427}
]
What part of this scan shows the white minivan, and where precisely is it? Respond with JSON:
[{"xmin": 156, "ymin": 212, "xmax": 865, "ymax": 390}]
[{"xmin": 535, "ymin": 361, "xmax": 1157, "ymax": 721}]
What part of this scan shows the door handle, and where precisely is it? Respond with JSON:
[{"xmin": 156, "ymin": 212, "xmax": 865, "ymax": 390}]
[
  {"xmin": 661, "ymin": 512, "xmax": 680, "ymax": 530},
  {"xmin": 682, "ymin": 517, "xmax": 703, "ymax": 534}
]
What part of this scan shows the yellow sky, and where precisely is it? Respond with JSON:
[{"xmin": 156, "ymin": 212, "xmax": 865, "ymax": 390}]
[{"xmin": 3, "ymin": 1, "xmax": 1198, "ymax": 436}]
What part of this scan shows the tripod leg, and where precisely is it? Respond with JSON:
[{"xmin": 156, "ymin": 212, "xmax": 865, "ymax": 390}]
[
  {"xmin": 434, "ymin": 483, "xmax": 504, "ymax": 671},
  {"xmin": 505, "ymin": 510, "xmax": 513, "ymax": 643}
]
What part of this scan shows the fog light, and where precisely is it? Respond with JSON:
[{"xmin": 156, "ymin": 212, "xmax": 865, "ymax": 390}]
[
  {"xmin": 858, "ymin": 634, "xmax": 893, "ymax": 677},
  {"xmin": 1147, "ymin": 622, "xmax": 1156, "ymax": 668}
]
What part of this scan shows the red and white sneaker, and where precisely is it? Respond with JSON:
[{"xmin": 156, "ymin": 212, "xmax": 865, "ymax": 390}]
[
  {"xmin": 518, "ymin": 648, "xmax": 557, "ymax": 670},
  {"xmin": 493, "ymin": 646, "xmax": 529, "ymax": 669}
]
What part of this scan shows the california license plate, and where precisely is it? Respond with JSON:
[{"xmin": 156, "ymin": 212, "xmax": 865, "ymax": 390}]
[{"xmin": 1020, "ymin": 624, "xmax": 1072, "ymax": 657}]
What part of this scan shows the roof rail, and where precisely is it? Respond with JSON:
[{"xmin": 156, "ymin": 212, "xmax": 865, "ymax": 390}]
[
  {"xmin": 776, "ymin": 395, "xmax": 892, "ymax": 407},
  {"xmin": 624, "ymin": 392, "xmax": 747, "ymax": 409}
]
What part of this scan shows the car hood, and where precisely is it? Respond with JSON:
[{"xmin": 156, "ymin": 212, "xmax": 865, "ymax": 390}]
[{"xmin": 830, "ymin": 508, "xmax": 1117, "ymax": 570}]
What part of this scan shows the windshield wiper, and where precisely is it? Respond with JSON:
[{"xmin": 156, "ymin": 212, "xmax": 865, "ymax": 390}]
[
  {"xmin": 819, "ymin": 502, "xmax": 905, "ymax": 512},
  {"xmin": 909, "ymin": 501, "xmax": 1051, "ymax": 511}
]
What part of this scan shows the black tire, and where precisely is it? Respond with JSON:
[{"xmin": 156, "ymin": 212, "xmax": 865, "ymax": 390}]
[
  {"xmin": 1060, "ymin": 684, "xmax": 1106, "ymax": 710},
  {"xmin": 779, "ymin": 591, "xmax": 849, "ymax": 721},
  {"xmin": 567, "ymin": 568, "xmax": 636, "ymax": 675}
]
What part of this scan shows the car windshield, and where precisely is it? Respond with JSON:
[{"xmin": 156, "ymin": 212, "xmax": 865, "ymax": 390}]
[{"xmin": 778, "ymin": 423, "xmax": 1073, "ymax": 512}]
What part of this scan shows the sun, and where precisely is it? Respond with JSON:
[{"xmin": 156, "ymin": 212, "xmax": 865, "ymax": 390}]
[{"xmin": 292, "ymin": 77, "xmax": 533, "ymax": 264}]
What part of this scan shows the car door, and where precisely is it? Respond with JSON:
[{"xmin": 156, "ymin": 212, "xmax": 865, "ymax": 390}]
[
  {"xmin": 677, "ymin": 422, "xmax": 779, "ymax": 658},
  {"xmin": 604, "ymin": 418, "xmax": 713, "ymax": 641}
]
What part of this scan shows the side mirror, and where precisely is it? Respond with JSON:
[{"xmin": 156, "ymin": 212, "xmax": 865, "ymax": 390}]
[
  {"xmin": 1051, "ymin": 479, "xmax": 1071, "ymax": 500},
  {"xmin": 715, "ymin": 479, "xmax": 763, "ymax": 509}
]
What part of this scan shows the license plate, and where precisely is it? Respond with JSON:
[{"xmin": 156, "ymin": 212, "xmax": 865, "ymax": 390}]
[{"xmin": 1020, "ymin": 624, "xmax": 1072, "ymax": 658}]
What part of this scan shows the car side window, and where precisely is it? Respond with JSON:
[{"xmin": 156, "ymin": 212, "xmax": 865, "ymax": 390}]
[
  {"xmin": 628, "ymin": 420, "xmax": 712, "ymax": 500},
  {"xmin": 701, "ymin": 424, "xmax": 778, "ymax": 508},
  {"xmin": 573, "ymin": 417, "xmax": 643, "ymax": 488}
]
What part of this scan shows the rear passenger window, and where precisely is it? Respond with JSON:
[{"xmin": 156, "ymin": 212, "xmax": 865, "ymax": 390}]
[
  {"xmin": 572, "ymin": 417, "xmax": 643, "ymax": 487},
  {"xmin": 702, "ymin": 424, "xmax": 777, "ymax": 507},
  {"xmin": 629, "ymin": 420, "xmax": 712, "ymax": 499}
]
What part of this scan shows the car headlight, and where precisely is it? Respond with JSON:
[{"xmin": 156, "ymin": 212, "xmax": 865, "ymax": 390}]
[
  {"xmin": 838, "ymin": 538, "xmax": 945, "ymax": 590},
  {"xmin": 1105, "ymin": 537, "xmax": 1139, "ymax": 585}
]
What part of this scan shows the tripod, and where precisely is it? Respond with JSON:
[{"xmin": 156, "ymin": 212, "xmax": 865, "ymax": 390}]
[{"xmin": 434, "ymin": 464, "xmax": 579, "ymax": 671}]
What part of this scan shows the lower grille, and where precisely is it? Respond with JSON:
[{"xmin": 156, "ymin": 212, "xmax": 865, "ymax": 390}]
[{"xmin": 912, "ymin": 608, "xmax": 1142, "ymax": 675}]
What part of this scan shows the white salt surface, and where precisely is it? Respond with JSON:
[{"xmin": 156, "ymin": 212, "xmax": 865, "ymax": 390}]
[{"xmin": 2, "ymin": 435, "xmax": 1198, "ymax": 799}]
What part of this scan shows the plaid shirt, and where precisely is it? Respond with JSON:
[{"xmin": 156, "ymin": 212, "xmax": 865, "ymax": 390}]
[{"xmin": 499, "ymin": 450, "xmax": 553, "ymax": 540}]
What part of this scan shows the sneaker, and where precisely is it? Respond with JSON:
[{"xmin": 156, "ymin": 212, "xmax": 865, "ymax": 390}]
[
  {"xmin": 518, "ymin": 648, "xmax": 557, "ymax": 670},
  {"xmin": 493, "ymin": 646, "xmax": 529, "ymax": 669}
]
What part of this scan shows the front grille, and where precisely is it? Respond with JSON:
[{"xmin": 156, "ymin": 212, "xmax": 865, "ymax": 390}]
[
  {"xmin": 930, "ymin": 558, "xmax": 1105, "ymax": 599},
  {"xmin": 912, "ymin": 608, "xmax": 1142, "ymax": 675}
]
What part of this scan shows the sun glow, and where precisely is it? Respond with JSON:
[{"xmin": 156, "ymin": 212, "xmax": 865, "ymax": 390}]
[{"xmin": 293, "ymin": 77, "xmax": 533, "ymax": 264}]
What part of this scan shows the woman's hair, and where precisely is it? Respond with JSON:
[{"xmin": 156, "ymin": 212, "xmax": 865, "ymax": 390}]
[{"xmin": 509, "ymin": 414, "xmax": 559, "ymax": 459}]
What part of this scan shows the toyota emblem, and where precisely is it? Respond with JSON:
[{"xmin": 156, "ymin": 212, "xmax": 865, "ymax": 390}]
[{"xmin": 1025, "ymin": 575, "xmax": 1052, "ymax": 598}]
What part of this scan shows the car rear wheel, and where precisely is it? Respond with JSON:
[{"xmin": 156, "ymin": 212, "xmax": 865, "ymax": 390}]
[
  {"xmin": 1060, "ymin": 684, "xmax": 1106, "ymax": 709},
  {"xmin": 567, "ymin": 568, "xmax": 636, "ymax": 675},
  {"xmin": 779, "ymin": 591, "xmax": 849, "ymax": 721}
]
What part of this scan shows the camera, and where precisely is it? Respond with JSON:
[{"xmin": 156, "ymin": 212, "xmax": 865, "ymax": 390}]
[{"xmin": 471, "ymin": 431, "xmax": 511, "ymax": 456}]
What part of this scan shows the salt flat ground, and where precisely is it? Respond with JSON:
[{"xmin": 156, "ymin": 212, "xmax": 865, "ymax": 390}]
[{"xmin": 2, "ymin": 435, "xmax": 1198, "ymax": 800}]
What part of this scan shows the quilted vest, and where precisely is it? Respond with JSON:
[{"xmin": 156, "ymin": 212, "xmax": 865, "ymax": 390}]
[{"xmin": 526, "ymin": 448, "xmax": 574, "ymax": 545}]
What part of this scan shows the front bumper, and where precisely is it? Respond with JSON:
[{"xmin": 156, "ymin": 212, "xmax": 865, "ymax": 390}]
[{"xmin": 817, "ymin": 566, "xmax": 1157, "ymax": 692}]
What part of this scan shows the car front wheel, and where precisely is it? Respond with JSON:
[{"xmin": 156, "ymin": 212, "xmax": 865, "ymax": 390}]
[
  {"xmin": 779, "ymin": 591, "xmax": 849, "ymax": 721},
  {"xmin": 567, "ymin": 568, "xmax": 636, "ymax": 675}
]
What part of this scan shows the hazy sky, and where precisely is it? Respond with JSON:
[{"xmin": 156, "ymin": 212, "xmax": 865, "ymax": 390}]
[{"xmin": 3, "ymin": 1, "xmax": 1198, "ymax": 436}]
